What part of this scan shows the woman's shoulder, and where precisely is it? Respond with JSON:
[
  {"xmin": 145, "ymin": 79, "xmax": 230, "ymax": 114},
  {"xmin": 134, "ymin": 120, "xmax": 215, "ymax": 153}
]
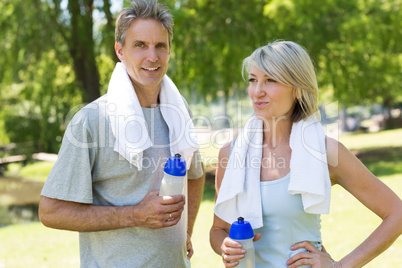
[
  {"xmin": 325, "ymin": 135, "xmax": 358, "ymax": 185},
  {"xmin": 325, "ymin": 136, "xmax": 350, "ymax": 166},
  {"xmin": 220, "ymin": 135, "xmax": 239, "ymax": 156},
  {"xmin": 218, "ymin": 141, "xmax": 232, "ymax": 160}
]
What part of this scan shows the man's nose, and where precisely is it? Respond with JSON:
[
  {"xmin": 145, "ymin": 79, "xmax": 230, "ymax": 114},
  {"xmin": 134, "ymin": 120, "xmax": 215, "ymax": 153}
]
[{"xmin": 147, "ymin": 47, "xmax": 158, "ymax": 62}]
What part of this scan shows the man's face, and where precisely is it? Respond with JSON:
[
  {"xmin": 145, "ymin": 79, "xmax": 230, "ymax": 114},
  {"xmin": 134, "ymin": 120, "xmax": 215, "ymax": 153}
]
[{"xmin": 115, "ymin": 19, "xmax": 170, "ymax": 94}]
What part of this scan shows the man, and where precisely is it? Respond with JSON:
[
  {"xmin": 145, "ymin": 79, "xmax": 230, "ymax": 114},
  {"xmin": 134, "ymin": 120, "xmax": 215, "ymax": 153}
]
[{"xmin": 38, "ymin": 1, "xmax": 205, "ymax": 267}]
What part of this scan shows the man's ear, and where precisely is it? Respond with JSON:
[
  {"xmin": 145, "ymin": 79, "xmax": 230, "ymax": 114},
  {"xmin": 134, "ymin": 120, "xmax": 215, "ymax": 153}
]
[{"xmin": 115, "ymin": 42, "xmax": 124, "ymax": 61}]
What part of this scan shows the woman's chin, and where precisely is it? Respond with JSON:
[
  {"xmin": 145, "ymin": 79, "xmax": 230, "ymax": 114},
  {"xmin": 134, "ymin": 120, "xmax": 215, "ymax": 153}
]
[
  {"xmin": 254, "ymin": 114, "xmax": 267, "ymax": 120},
  {"xmin": 254, "ymin": 112, "xmax": 273, "ymax": 121}
]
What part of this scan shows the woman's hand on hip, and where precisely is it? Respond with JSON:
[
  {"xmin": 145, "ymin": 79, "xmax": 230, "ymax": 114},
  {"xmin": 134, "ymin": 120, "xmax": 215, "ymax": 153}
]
[{"xmin": 287, "ymin": 241, "xmax": 343, "ymax": 268}]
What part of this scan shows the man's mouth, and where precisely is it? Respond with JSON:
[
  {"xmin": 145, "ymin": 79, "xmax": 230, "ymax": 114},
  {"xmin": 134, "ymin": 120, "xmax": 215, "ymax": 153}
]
[{"xmin": 142, "ymin": 67, "xmax": 159, "ymax": 71}]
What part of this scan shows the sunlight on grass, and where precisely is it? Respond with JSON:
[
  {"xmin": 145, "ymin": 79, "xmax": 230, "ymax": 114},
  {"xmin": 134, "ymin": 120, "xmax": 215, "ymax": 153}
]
[
  {"xmin": 199, "ymin": 146, "xmax": 220, "ymax": 168},
  {"xmin": 3, "ymin": 163, "xmax": 22, "ymax": 177},
  {"xmin": 199, "ymin": 125, "xmax": 402, "ymax": 165},
  {"xmin": 4, "ymin": 161, "xmax": 54, "ymax": 183},
  {"xmin": 192, "ymin": 128, "xmax": 402, "ymax": 267},
  {"xmin": 191, "ymin": 200, "xmax": 222, "ymax": 267},
  {"xmin": 365, "ymin": 160, "xmax": 402, "ymax": 177},
  {"xmin": 339, "ymin": 128, "xmax": 402, "ymax": 150},
  {"xmin": 0, "ymin": 128, "xmax": 400, "ymax": 267},
  {"xmin": 191, "ymin": 174, "xmax": 402, "ymax": 267},
  {"xmin": 18, "ymin": 161, "xmax": 54, "ymax": 182},
  {"xmin": 321, "ymin": 176, "xmax": 402, "ymax": 268},
  {"xmin": 0, "ymin": 222, "xmax": 79, "ymax": 267}
]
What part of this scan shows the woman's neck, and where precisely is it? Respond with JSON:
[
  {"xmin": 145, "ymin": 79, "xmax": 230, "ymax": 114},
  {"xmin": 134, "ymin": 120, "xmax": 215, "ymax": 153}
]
[{"xmin": 262, "ymin": 117, "xmax": 292, "ymax": 148}]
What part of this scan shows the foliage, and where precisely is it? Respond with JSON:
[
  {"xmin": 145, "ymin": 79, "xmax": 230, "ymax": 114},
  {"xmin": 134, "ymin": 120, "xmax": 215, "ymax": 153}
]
[
  {"xmin": 166, "ymin": 0, "xmax": 402, "ymax": 109},
  {"xmin": 0, "ymin": 0, "xmax": 401, "ymax": 152},
  {"xmin": 167, "ymin": 0, "xmax": 268, "ymax": 104},
  {"xmin": 2, "ymin": 53, "xmax": 82, "ymax": 153},
  {"xmin": 0, "ymin": 0, "xmax": 115, "ymax": 152}
]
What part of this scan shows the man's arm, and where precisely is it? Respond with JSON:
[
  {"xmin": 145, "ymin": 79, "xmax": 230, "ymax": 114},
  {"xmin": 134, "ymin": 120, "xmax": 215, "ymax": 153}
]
[
  {"xmin": 39, "ymin": 190, "xmax": 185, "ymax": 232},
  {"xmin": 187, "ymin": 164, "xmax": 205, "ymax": 237}
]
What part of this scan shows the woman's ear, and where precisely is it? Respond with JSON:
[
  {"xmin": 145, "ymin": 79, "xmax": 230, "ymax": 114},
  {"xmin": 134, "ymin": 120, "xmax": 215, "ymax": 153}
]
[{"xmin": 293, "ymin": 87, "xmax": 301, "ymax": 100}]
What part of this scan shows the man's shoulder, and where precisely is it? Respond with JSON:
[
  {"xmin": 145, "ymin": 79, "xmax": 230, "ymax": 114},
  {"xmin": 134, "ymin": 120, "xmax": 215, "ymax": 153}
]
[{"xmin": 68, "ymin": 95, "xmax": 108, "ymax": 127}]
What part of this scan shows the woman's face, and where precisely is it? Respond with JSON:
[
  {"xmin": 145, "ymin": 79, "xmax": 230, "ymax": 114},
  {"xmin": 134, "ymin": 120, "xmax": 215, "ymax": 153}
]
[{"xmin": 248, "ymin": 66, "xmax": 296, "ymax": 121}]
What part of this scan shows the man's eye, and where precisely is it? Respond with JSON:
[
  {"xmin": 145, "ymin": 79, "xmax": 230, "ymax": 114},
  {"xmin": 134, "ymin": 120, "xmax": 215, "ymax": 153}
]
[{"xmin": 135, "ymin": 43, "xmax": 144, "ymax": 48}]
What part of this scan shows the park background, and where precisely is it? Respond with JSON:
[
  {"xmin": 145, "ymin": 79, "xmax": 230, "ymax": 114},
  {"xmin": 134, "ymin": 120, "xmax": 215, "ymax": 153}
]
[{"xmin": 0, "ymin": 0, "xmax": 401, "ymax": 267}]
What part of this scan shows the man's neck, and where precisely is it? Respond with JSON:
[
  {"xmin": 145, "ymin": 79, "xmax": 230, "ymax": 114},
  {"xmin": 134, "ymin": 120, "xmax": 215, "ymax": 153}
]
[{"xmin": 133, "ymin": 85, "xmax": 161, "ymax": 108}]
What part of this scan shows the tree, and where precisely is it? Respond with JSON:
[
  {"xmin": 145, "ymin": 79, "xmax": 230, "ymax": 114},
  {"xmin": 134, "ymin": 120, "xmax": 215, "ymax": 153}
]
[
  {"xmin": 167, "ymin": 0, "xmax": 268, "ymax": 103},
  {"xmin": 168, "ymin": 0, "xmax": 401, "ymax": 128},
  {"xmin": 0, "ymin": 0, "xmax": 118, "ymax": 152},
  {"xmin": 1, "ymin": 0, "xmax": 401, "ymax": 153}
]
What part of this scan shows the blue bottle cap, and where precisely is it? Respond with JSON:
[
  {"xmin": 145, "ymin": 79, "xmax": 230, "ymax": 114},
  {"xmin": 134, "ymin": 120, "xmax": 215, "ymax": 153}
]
[
  {"xmin": 164, "ymin": 153, "xmax": 186, "ymax": 176},
  {"xmin": 229, "ymin": 217, "xmax": 254, "ymax": 240}
]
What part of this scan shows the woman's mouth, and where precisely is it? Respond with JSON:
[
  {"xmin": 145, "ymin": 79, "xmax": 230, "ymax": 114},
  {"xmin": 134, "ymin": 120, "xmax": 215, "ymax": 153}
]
[{"xmin": 254, "ymin": 102, "xmax": 269, "ymax": 109}]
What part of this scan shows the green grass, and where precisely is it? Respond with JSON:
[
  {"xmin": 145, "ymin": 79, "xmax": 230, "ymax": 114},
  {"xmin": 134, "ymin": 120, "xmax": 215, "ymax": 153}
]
[
  {"xmin": 199, "ymin": 145, "xmax": 221, "ymax": 168},
  {"xmin": 4, "ymin": 161, "xmax": 54, "ymax": 183},
  {"xmin": 18, "ymin": 161, "xmax": 54, "ymax": 183},
  {"xmin": 0, "ymin": 223, "xmax": 79, "ymax": 267},
  {"xmin": 339, "ymin": 128, "xmax": 402, "ymax": 150},
  {"xmin": 321, "ymin": 177, "xmax": 402, "ymax": 268},
  {"xmin": 0, "ymin": 128, "xmax": 401, "ymax": 267}
]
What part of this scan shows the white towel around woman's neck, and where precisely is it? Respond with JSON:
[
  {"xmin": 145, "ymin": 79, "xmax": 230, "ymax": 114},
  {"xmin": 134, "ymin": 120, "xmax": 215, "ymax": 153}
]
[
  {"xmin": 106, "ymin": 62, "xmax": 199, "ymax": 170},
  {"xmin": 214, "ymin": 115, "xmax": 331, "ymax": 229}
]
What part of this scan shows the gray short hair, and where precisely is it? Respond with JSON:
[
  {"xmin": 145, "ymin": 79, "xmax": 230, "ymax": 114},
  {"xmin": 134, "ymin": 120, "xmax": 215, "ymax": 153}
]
[
  {"xmin": 242, "ymin": 41, "xmax": 319, "ymax": 122},
  {"xmin": 115, "ymin": 0, "xmax": 174, "ymax": 47}
]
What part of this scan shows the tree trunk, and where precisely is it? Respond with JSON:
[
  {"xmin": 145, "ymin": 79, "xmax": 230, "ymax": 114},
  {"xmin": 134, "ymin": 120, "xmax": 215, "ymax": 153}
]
[
  {"xmin": 68, "ymin": 0, "xmax": 101, "ymax": 103},
  {"xmin": 103, "ymin": 0, "xmax": 119, "ymax": 63},
  {"xmin": 383, "ymin": 96, "xmax": 395, "ymax": 129},
  {"xmin": 222, "ymin": 91, "xmax": 230, "ymax": 128},
  {"xmin": 340, "ymin": 106, "xmax": 349, "ymax": 132}
]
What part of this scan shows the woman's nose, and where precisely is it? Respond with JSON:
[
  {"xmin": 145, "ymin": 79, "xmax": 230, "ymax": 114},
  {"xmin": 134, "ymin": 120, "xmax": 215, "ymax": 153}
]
[{"xmin": 254, "ymin": 83, "xmax": 266, "ymax": 97}]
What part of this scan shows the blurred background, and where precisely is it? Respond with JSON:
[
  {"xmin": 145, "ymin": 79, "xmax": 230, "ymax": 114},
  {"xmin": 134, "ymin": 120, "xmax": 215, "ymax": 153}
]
[{"xmin": 0, "ymin": 0, "xmax": 401, "ymax": 267}]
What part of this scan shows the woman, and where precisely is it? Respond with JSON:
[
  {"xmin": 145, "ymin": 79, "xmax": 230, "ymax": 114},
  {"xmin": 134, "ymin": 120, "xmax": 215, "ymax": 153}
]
[{"xmin": 209, "ymin": 41, "xmax": 402, "ymax": 267}]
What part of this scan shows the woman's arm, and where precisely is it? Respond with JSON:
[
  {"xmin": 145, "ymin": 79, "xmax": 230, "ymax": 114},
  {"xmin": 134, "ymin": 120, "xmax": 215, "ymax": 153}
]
[
  {"xmin": 210, "ymin": 142, "xmax": 233, "ymax": 253},
  {"xmin": 187, "ymin": 168, "xmax": 205, "ymax": 237},
  {"xmin": 327, "ymin": 137, "xmax": 402, "ymax": 267},
  {"xmin": 210, "ymin": 142, "xmax": 249, "ymax": 267}
]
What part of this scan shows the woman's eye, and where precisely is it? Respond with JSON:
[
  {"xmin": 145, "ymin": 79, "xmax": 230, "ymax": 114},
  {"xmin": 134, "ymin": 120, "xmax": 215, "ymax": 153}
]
[
  {"xmin": 248, "ymin": 78, "xmax": 256, "ymax": 83},
  {"xmin": 267, "ymin": 78, "xmax": 276, "ymax": 83}
]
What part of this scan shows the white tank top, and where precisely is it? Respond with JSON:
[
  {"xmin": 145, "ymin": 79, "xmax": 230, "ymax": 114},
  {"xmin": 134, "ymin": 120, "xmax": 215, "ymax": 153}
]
[{"xmin": 254, "ymin": 173, "xmax": 322, "ymax": 268}]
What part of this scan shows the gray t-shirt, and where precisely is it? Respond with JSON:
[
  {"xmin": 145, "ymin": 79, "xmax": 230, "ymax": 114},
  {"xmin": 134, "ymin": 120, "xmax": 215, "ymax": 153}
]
[{"xmin": 41, "ymin": 94, "xmax": 203, "ymax": 267}]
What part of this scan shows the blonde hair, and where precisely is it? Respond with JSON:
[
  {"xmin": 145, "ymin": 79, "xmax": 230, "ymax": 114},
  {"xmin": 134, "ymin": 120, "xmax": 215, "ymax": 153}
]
[{"xmin": 242, "ymin": 41, "xmax": 319, "ymax": 122}]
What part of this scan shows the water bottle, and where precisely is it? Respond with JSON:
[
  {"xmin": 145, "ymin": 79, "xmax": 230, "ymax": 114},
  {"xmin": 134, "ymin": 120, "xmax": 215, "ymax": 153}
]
[
  {"xmin": 159, "ymin": 153, "xmax": 186, "ymax": 196},
  {"xmin": 159, "ymin": 153, "xmax": 189, "ymax": 267},
  {"xmin": 229, "ymin": 217, "xmax": 256, "ymax": 268}
]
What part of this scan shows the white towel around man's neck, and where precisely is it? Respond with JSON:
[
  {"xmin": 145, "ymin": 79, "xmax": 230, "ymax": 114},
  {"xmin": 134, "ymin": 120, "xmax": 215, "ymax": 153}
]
[
  {"xmin": 106, "ymin": 62, "xmax": 199, "ymax": 170},
  {"xmin": 214, "ymin": 115, "xmax": 331, "ymax": 229}
]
